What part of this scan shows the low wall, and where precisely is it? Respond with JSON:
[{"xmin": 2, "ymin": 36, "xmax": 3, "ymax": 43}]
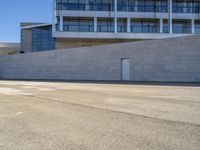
[{"xmin": 0, "ymin": 36, "xmax": 200, "ymax": 82}]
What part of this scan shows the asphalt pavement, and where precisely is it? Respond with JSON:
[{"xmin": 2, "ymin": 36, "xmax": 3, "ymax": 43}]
[{"xmin": 0, "ymin": 80, "xmax": 200, "ymax": 150}]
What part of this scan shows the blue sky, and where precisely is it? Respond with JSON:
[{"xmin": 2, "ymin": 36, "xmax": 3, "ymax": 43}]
[{"xmin": 0, "ymin": 0, "xmax": 52, "ymax": 43}]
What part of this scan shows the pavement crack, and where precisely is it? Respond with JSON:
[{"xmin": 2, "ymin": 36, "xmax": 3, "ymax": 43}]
[{"xmin": 22, "ymin": 93, "xmax": 200, "ymax": 128}]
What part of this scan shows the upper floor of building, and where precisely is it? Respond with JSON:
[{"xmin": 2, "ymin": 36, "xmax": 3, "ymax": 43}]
[
  {"xmin": 53, "ymin": 0, "xmax": 200, "ymax": 39},
  {"xmin": 55, "ymin": 0, "xmax": 200, "ymax": 14}
]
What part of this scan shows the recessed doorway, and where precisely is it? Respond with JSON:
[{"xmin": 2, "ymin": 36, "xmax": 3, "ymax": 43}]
[{"xmin": 121, "ymin": 58, "xmax": 130, "ymax": 81}]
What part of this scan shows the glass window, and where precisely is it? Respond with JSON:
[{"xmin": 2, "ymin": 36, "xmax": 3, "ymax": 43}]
[
  {"xmin": 118, "ymin": 19, "xmax": 127, "ymax": 32},
  {"xmin": 63, "ymin": 18, "xmax": 94, "ymax": 32},
  {"xmin": 173, "ymin": 20, "xmax": 191, "ymax": 33},
  {"xmin": 131, "ymin": 19, "xmax": 159, "ymax": 33},
  {"xmin": 56, "ymin": 0, "xmax": 199, "ymax": 14},
  {"xmin": 97, "ymin": 18, "xmax": 114, "ymax": 32},
  {"xmin": 32, "ymin": 26, "xmax": 55, "ymax": 52},
  {"xmin": 195, "ymin": 21, "xmax": 200, "ymax": 34}
]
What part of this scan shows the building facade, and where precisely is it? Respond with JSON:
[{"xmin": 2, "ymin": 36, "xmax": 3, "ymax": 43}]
[
  {"xmin": 21, "ymin": 23, "xmax": 55, "ymax": 53},
  {"xmin": 53, "ymin": 0, "xmax": 200, "ymax": 41},
  {"xmin": 21, "ymin": 0, "xmax": 200, "ymax": 52}
]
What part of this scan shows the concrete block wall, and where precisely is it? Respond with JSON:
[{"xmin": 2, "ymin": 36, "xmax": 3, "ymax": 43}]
[{"xmin": 0, "ymin": 35, "xmax": 200, "ymax": 82}]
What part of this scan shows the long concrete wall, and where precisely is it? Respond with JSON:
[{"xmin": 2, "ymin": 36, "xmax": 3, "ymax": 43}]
[{"xmin": 0, "ymin": 36, "xmax": 200, "ymax": 82}]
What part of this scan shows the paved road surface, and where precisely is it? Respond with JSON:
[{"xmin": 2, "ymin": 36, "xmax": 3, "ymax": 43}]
[{"xmin": 0, "ymin": 81, "xmax": 200, "ymax": 150}]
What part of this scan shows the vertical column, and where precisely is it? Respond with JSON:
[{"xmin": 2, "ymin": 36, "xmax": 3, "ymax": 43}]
[
  {"xmin": 53, "ymin": 17, "xmax": 57, "ymax": 32},
  {"xmin": 94, "ymin": 17, "xmax": 97, "ymax": 32},
  {"xmin": 60, "ymin": 16, "xmax": 63, "ymax": 31},
  {"xmin": 168, "ymin": 0, "xmax": 173, "ymax": 34},
  {"xmin": 160, "ymin": 18, "xmax": 163, "ymax": 33},
  {"xmin": 94, "ymin": 1, "xmax": 98, "ymax": 32},
  {"xmin": 52, "ymin": 0, "xmax": 57, "ymax": 32},
  {"xmin": 127, "ymin": 18, "xmax": 131, "ymax": 33},
  {"xmin": 114, "ymin": 0, "xmax": 118, "ymax": 33},
  {"xmin": 191, "ymin": 19, "xmax": 195, "ymax": 34}
]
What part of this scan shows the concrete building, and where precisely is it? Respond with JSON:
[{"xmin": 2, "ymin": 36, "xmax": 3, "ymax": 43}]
[
  {"xmin": 0, "ymin": 43, "xmax": 20, "ymax": 55},
  {"xmin": 21, "ymin": 23, "xmax": 135, "ymax": 52},
  {"xmin": 20, "ymin": 23, "xmax": 55, "ymax": 53},
  {"xmin": 53, "ymin": 0, "xmax": 200, "ymax": 48},
  {"xmin": 21, "ymin": 0, "xmax": 200, "ymax": 52},
  {"xmin": 4, "ymin": 0, "xmax": 200, "ymax": 82}
]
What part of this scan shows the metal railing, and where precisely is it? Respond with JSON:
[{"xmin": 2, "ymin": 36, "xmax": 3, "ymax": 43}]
[
  {"xmin": 97, "ymin": 25, "xmax": 114, "ymax": 32},
  {"xmin": 195, "ymin": 25, "xmax": 200, "ymax": 34},
  {"xmin": 56, "ymin": 3, "xmax": 113, "ymax": 11},
  {"xmin": 118, "ymin": 26, "xmax": 127, "ymax": 32},
  {"xmin": 118, "ymin": 4, "xmax": 168, "ymax": 13},
  {"xmin": 63, "ymin": 25, "xmax": 94, "ymax": 32},
  {"xmin": 163, "ymin": 25, "xmax": 192, "ymax": 33},
  {"xmin": 173, "ymin": 26, "xmax": 191, "ymax": 33},
  {"xmin": 56, "ymin": 3, "xmax": 200, "ymax": 13},
  {"xmin": 55, "ymin": 24, "xmax": 196, "ymax": 34},
  {"xmin": 131, "ymin": 25, "xmax": 160, "ymax": 33},
  {"xmin": 173, "ymin": 6, "xmax": 200, "ymax": 13}
]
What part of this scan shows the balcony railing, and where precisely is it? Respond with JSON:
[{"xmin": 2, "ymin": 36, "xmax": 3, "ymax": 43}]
[
  {"xmin": 63, "ymin": 25, "xmax": 94, "ymax": 32},
  {"xmin": 173, "ymin": 26, "xmax": 191, "ymax": 33},
  {"xmin": 195, "ymin": 24, "xmax": 200, "ymax": 34},
  {"xmin": 97, "ymin": 25, "xmax": 114, "ymax": 32},
  {"xmin": 56, "ymin": 3, "xmax": 200, "ymax": 13},
  {"xmin": 118, "ymin": 4, "xmax": 168, "ymax": 13},
  {"xmin": 56, "ymin": 3, "xmax": 113, "ymax": 11},
  {"xmin": 57, "ymin": 3, "xmax": 95, "ymax": 11},
  {"xmin": 118, "ymin": 26, "xmax": 127, "ymax": 32},
  {"xmin": 55, "ymin": 23, "xmax": 197, "ymax": 34},
  {"xmin": 173, "ymin": 6, "xmax": 200, "ymax": 13},
  {"xmin": 163, "ymin": 25, "xmax": 191, "ymax": 33},
  {"xmin": 131, "ymin": 25, "xmax": 160, "ymax": 33}
]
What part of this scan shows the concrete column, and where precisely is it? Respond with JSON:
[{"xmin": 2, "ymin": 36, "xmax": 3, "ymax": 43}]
[
  {"xmin": 191, "ymin": 19, "xmax": 195, "ymax": 34},
  {"xmin": 114, "ymin": 0, "xmax": 118, "ymax": 33},
  {"xmin": 94, "ymin": 17, "xmax": 97, "ymax": 32},
  {"xmin": 168, "ymin": 0, "xmax": 173, "ymax": 34},
  {"xmin": 52, "ymin": 0, "xmax": 57, "ymax": 32},
  {"xmin": 127, "ymin": 18, "xmax": 131, "ymax": 33},
  {"xmin": 53, "ymin": 17, "xmax": 57, "ymax": 32},
  {"xmin": 60, "ymin": 16, "xmax": 63, "ymax": 31},
  {"xmin": 160, "ymin": 18, "xmax": 163, "ymax": 33},
  {"xmin": 114, "ymin": 19, "xmax": 118, "ymax": 33}
]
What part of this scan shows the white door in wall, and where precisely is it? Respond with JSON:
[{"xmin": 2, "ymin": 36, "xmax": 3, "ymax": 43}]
[{"xmin": 121, "ymin": 58, "xmax": 130, "ymax": 81}]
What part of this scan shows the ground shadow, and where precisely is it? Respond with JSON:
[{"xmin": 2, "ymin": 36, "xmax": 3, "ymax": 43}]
[{"xmin": 1, "ymin": 79, "xmax": 200, "ymax": 87}]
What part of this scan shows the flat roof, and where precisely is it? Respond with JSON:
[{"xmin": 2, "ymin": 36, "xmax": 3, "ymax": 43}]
[{"xmin": 21, "ymin": 23, "xmax": 52, "ymax": 29}]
